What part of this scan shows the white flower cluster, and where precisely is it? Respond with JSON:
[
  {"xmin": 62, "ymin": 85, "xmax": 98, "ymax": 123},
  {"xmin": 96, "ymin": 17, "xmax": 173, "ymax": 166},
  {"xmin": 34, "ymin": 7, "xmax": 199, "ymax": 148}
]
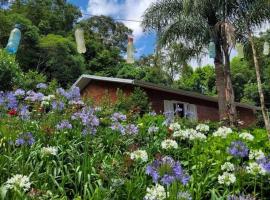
[
  {"xmin": 221, "ymin": 162, "xmax": 235, "ymax": 172},
  {"xmin": 196, "ymin": 124, "xmax": 209, "ymax": 132},
  {"xmin": 161, "ymin": 139, "xmax": 178, "ymax": 150},
  {"xmin": 213, "ymin": 127, "xmax": 233, "ymax": 138},
  {"xmin": 249, "ymin": 149, "xmax": 265, "ymax": 161},
  {"xmin": 169, "ymin": 122, "xmax": 181, "ymax": 131},
  {"xmin": 41, "ymin": 146, "xmax": 58, "ymax": 156},
  {"xmin": 148, "ymin": 125, "xmax": 159, "ymax": 134},
  {"xmin": 5, "ymin": 174, "xmax": 31, "ymax": 192},
  {"xmin": 218, "ymin": 172, "xmax": 236, "ymax": 186},
  {"xmin": 144, "ymin": 184, "xmax": 167, "ymax": 200},
  {"xmin": 130, "ymin": 150, "xmax": 148, "ymax": 162},
  {"xmin": 246, "ymin": 162, "xmax": 266, "ymax": 175},
  {"xmin": 239, "ymin": 132, "xmax": 254, "ymax": 141},
  {"xmin": 173, "ymin": 129, "xmax": 206, "ymax": 141},
  {"xmin": 41, "ymin": 95, "xmax": 55, "ymax": 107}
]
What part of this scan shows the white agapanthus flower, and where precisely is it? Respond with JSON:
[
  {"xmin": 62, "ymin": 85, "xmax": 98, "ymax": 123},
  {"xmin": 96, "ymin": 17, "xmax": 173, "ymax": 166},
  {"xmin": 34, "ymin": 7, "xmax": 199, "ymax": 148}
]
[
  {"xmin": 169, "ymin": 122, "xmax": 181, "ymax": 131},
  {"xmin": 218, "ymin": 172, "xmax": 236, "ymax": 186},
  {"xmin": 173, "ymin": 130, "xmax": 189, "ymax": 140},
  {"xmin": 161, "ymin": 139, "xmax": 178, "ymax": 150},
  {"xmin": 213, "ymin": 127, "xmax": 233, "ymax": 138},
  {"xmin": 249, "ymin": 149, "xmax": 265, "ymax": 161},
  {"xmin": 5, "ymin": 174, "xmax": 31, "ymax": 192},
  {"xmin": 41, "ymin": 146, "xmax": 58, "ymax": 156},
  {"xmin": 130, "ymin": 150, "xmax": 148, "ymax": 162},
  {"xmin": 144, "ymin": 184, "xmax": 167, "ymax": 200},
  {"xmin": 196, "ymin": 124, "xmax": 210, "ymax": 132},
  {"xmin": 246, "ymin": 162, "xmax": 266, "ymax": 175},
  {"xmin": 42, "ymin": 95, "xmax": 55, "ymax": 101},
  {"xmin": 188, "ymin": 129, "xmax": 207, "ymax": 140},
  {"xmin": 239, "ymin": 132, "xmax": 254, "ymax": 141},
  {"xmin": 221, "ymin": 162, "xmax": 235, "ymax": 172}
]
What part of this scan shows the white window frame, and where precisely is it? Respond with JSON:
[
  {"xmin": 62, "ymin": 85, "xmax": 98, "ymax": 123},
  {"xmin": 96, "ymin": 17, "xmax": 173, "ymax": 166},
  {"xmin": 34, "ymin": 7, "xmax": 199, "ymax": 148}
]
[{"xmin": 164, "ymin": 100, "xmax": 197, "ymax": 120}]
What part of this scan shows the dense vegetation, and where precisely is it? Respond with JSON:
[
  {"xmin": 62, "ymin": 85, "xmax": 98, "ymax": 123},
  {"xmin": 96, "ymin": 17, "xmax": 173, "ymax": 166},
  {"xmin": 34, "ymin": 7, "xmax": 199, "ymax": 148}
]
[{"xmin": 0, "ymin": 85, "xmax": 270, "ymax": 200}]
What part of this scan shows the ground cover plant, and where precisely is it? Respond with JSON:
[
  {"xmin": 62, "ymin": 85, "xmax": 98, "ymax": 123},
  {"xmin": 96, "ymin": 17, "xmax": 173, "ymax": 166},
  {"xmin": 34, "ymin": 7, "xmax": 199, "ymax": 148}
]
[{"xmin": 0, "ymin": 84, "xmax": 270, "ymax": 200}]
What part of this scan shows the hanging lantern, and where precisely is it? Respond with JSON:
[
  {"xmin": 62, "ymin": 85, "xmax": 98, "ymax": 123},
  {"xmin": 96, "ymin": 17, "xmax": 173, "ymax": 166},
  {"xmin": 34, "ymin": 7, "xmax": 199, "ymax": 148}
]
[
  {"xmin": 5, "ymin": 24, "xmax": 21, "ymax": 54},
  {"xmin": 236, "ymin": 43, "xmax": 244, "ymax": 59},
  {"xmin": 127, "ymin": 35, "xmax": 135, "ymax": 64},
  {"xmin": 75, "ymin": 28, "xmax": 86, "ymax": 54},
  {"xmin": 263, "ymin": 41, "xmax": 269, "ymax": 56},
  {"xmin": 208, "ymin": 41, "xmax": 216, "ymax": 59}
]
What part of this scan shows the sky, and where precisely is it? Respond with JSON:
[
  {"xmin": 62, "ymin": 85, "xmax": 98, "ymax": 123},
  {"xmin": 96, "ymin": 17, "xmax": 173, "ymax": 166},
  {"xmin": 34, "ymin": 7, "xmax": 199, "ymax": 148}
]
[{"xmin": 67, "ymin": 0, "xmax": 269, "ymax": 67}]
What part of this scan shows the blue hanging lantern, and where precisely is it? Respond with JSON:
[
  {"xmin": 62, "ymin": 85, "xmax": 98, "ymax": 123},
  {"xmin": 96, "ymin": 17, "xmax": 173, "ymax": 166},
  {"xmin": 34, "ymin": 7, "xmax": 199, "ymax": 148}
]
[
  {"xmin": 6, "ymin": 24, "xmax": 21, "ymax": 54},
  {"xmin": 208, "ymin": 41, "xmax": 216, "ymax": 58}
]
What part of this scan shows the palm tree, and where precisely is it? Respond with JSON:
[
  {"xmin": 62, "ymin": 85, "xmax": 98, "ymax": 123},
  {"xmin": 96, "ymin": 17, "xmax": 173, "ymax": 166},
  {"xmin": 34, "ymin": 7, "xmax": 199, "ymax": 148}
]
[
  {"xmin": 232, "ymin": 0, "xmax": 270, "ymax": 134},
  {"xmin": 142, "ymin": 0, "xmax": 237, "ymax": 124}
]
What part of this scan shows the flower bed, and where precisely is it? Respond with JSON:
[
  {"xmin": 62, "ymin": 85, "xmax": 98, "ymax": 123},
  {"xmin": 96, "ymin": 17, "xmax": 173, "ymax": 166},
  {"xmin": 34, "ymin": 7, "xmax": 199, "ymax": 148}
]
[{"xmin": 0, "ymin": 85, "xmax": 270, "ymax": 199}]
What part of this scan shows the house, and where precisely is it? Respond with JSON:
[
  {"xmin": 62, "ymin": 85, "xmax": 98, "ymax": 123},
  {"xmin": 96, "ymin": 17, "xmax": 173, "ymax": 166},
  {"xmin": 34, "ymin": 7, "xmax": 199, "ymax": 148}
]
[{"xmin": 73, "ymin": 74, "xmax": 260, "ymax": 126}]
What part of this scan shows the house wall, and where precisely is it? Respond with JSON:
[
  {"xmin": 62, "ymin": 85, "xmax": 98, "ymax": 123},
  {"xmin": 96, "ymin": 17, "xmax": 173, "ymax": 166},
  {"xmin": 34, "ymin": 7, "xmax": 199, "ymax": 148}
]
[{"xmin": 81, "ymin": 80, "xmax": 257, "ymax": 126}]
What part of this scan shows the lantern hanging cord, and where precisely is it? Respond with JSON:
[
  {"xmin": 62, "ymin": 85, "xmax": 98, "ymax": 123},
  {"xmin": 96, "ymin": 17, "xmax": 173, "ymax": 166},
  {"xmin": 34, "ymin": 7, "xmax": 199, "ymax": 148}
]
[{"xmin": 81, "ymin": 12, "xmax": 142, "ymax": 23}]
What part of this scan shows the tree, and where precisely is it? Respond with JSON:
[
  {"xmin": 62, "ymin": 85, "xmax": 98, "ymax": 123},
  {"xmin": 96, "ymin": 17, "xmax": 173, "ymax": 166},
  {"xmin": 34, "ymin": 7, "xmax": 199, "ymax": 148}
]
[
  {"xmin": 232, "ymin": 0, "xmax": 270, "ymax": 134},
  {"xmin": 142, "ymin": 0, "xmax": 238, "ymax": 125},
  {"xmin": 38, "ymin": 34, "xmax": 85, "ymax": 87}
]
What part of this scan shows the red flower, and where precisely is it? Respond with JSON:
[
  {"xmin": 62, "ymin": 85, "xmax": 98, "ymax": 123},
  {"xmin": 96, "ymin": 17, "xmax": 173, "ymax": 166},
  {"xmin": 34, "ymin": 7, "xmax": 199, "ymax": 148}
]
[{"xmin": 8, "ymin": 109, "xmax": 17, "ymax": 116}]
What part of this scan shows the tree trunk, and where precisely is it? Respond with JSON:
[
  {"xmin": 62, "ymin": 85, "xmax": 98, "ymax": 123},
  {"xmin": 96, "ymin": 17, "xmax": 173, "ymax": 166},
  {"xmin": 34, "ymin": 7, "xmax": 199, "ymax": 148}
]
[
  {"xmin": 248, "ymin": 31, "xmax": 270, "ymax": 135},
  {"xmin": 214, "ymin": 43, "xmax": 227, "ymax": 122},
  {"xmin": 223, "ymin": 48, "xmax": 237, "ymax": 126}
]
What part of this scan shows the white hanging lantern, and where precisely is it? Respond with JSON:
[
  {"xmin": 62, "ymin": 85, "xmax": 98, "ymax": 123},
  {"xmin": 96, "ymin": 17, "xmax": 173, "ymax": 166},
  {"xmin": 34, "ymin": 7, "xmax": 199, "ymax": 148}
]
[
  {"xmin": 75, "ymin": 28, "xmax": 86, "ymax": 54},
  {"xmin": 235, "ymin": 43, "xmax": 244, "ymax": 59},
  {"xmin": 263, "ymin": 41, "xmax": 269, "ymax": 56},
  {"xmin": 127, "ymin": 35, "xmax": 135, "ymax": 64}
]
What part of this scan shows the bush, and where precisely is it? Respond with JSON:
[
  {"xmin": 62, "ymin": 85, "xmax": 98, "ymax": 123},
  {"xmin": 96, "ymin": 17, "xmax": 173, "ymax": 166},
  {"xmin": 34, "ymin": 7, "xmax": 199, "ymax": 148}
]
[{"xmin": 0, "ymin": 49, "xmax": 23, "ymax": 91}]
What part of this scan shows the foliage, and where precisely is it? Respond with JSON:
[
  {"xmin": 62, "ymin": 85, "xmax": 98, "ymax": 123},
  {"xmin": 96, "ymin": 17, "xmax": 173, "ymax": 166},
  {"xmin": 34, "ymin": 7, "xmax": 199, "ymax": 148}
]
[
  {"xmin": 0, "ymin": 49, "xmax": 22, "ymax": 91},
  {"xmin": 0, "ymin": 87, "xmax": 270, "ymax": 199}
]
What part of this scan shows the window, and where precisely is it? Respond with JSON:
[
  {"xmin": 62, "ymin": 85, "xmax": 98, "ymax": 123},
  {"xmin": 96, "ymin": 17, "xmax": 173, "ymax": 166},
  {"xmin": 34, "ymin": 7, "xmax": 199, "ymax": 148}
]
[{"xmin": 164, "ymin": 100, "xmax": 197, "ymax": 120}]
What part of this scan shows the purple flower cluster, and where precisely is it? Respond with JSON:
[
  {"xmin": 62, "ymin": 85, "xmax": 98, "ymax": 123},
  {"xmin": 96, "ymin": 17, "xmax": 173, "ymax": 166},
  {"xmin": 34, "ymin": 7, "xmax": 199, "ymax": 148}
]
[
  {"xmin": 56, "ymin": 120, "xmax": 72, "ymax": 130},
  {"xmin": 0, "ymin": 91, "xmax": 19, "ymax": 110},
  {"xmin": 19, "ymin": 105, "xmax": 30, "ymax": 120},
  {"xmin": 72, "ymin": 107, "xmax": 99, "ymax": 135},
  {"xmin": 111, "ymin": 112, "xmax": 127, "ymax": 122},
  {"xmin": 14, "ymin": 89, "xmax": 25, "ymax": 97},
  {"xmin": 146, "ymin": 156, "xmax": 190, "ymax": 186},
  {"xmin": 51, "ymin": 101, "xmax": 65, "ymax": 111},
  {"xmin": 163, "ymin": 111, "xmax": 174, "ymax": 126},
  {"xmin": 15, "ymin": 132, "xmax": 35, "ymax": 146},
  {"xmin": 56, "ymin": 87, "xmax": 81, "ymax": 101},
  {"xmin": 125, "ymin": 124, "xmax": 139, "ymax": 135},
  {"xmin": 36, "ymin": 83, "xmax": 48, "ymax": 89},
  {"xmin": 228, "ymin": 141, "xmax": 249, "ymax": 158},
  {"xmin": 257, "ymin": 155, "xmax": 270, "ymax": 173},
  {"xmin": 25, "ymin": 91, "xmax": 44, "ymax": 102}
]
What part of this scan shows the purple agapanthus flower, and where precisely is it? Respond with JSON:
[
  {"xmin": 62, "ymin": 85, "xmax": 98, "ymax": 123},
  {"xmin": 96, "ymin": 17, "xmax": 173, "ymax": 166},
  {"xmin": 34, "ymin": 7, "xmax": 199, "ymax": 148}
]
[
  {"xmin": 0, "ymin": 91, "xmax": 4, "ymax": 106},
  {"xmin": 36, "ymin": 83, "xmax": 48, "ymax": 89},
  {"xmin": 52, "ymin": 101, "xmax": 65, "ymax": 111},
  {"xmin": 111, "ymin": 122, "xmax": 126, "ymax": 134},
  {"xmin": 19, "ymin": 105, "xmax": 30, "ymax": 120},
  {"xmin": 25, "ymin": 91, "xmax": 44, "ymax": 102},
  {"xmin": 15, "ymin": 132, "xmax": 35, "ymax": 146},
  {"xmin": 72, "ymin": 107, "xmax": 99, "ymax": 133},
  {"xmin": 228, "ymin": 141, "xmax": 249, "ymax": 158},
  {"xmin": 14, "ymin": 89, "xmax": 25, "ymax": 96},
  {"xmin": 6, "ymin": 92, "xmax": 18, "ymax": 109},
  {"xmin": 111, "ymin": 112, "xmax": 127, "ymax": 122},
  {"xmin": 57, "ymin": 87, "xmax": 81, "ymax": 101},
  {"xmin": 257, "ymin": 155, "xmax": 270, "ymax": 173},
  {"xmin": 146, "ymin": 156, "xmax": 190, "ymax": 186},
  {"xmin": 56, "ymin": 120, "xmax": 72, "ymax": 130},
  {"xmin": 227, "ymin": 194, "xmax": 256, "ymax": 200},
  {"xmin": 125, "ymin": 124, "xmax": 138, "ymax": 135},
  {"xmin": 163, "ymin": 111, "xmax": 174, "ymax": 126}
]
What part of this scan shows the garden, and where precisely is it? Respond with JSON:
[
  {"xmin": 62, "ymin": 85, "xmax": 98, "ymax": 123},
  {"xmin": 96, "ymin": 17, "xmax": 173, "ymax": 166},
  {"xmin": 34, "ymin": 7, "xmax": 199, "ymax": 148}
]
[{"xmin": 0, "ymin": 84, "xmax": 270, "ymax": 200}]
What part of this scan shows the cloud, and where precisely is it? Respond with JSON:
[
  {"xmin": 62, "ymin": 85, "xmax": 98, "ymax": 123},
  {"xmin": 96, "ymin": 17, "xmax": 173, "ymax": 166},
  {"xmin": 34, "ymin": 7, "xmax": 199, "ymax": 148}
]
[{"xmin": 87, "ymin": 0, "xmax": 157, "ymax": 38}]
